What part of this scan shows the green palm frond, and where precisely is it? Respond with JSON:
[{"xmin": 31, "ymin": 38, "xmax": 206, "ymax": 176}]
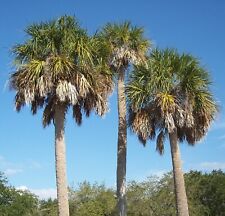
[
  {"xmin": 10, "ymin": 16, "xmax": 113, "ymax": 127},
  {"xmin": 99, "ymin": 21, "xmax": 150, "ymax": 70},
  {"xmin": 48, "ymin": 55, "xmax": 74, "ymax": 80},
  {"xmin": 127, "ymin": 48, "xmax": 218, "ymax": 149}
]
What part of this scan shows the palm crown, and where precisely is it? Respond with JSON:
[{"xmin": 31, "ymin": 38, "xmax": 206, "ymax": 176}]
[
  {"xmin": 127, "ymin": 49, "xmax": 217, "ymax": 153},
  {"xmin": 10, "ymin": 16, "xmax": 113, "ymax": 126},
  {"xmin": 98, "ymin": 21, "xmax": 150, "ymax": 216},
  {"xmin": 99, "ymin": 21, "xmax": 150, "ymax": 71}
]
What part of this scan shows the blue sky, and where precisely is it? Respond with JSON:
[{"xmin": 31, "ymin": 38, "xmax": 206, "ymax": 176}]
[{"xmin": 0, "ymin": 0, "xmax": 225, "ymax": 199}]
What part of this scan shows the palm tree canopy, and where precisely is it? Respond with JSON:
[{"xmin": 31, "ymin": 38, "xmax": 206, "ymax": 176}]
[
  {"xmin": 99, "ymin": 21, "xmax": 150, "ymax": 71},
  {"xmin": 10, "ymin": 16, "xmax": 113, "ymax": 127},
  {"xmin": 127, "ymin": 49, "xmax": 217, "ymax": 153}
]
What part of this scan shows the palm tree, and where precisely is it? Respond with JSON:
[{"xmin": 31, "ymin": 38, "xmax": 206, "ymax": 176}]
[
  {"xmin": 10, "ymin": 16, "xmax": 113, "ymax": 216},
  {"xmin": 127, "ymin": 49, "xmax": 217, "ymax": 216},
  {"xmin": 99, "ymin": 22, "xmax": 150, "ymax": 216}
]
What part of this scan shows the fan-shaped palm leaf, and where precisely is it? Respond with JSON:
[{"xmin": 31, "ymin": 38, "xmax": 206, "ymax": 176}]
[
  {"xmin": 127, "ymin": 48, "xmax": 217, "ymax": 216},
  {"xmin": 10, "ymin": 16, "xmax": 113, "ymax": 216}
]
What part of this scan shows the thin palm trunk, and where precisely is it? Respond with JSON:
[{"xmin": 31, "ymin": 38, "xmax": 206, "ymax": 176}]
[
  {"xmin": 116, "ymin": 68, "xmax": 127, "ymax": 216},
  {"xmin": 169, "ymin": 129, "xmax": 189, "ymax": 216},
  {"xmin": 55, "ymin": 104, "xmax": 70, "ymax": 216}
]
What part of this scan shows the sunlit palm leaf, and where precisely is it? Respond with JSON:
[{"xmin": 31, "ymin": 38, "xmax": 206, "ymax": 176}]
[
  {"xmin": 10, "ymin": 16, "xmax": 113, "ymax": 127},
  {"xmin": 127, "ymin": 48, "xmax": 217, "ymax": 150}
]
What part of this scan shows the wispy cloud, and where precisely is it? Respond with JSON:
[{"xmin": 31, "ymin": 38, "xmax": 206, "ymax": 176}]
[
  {"xmin": 148, "ymin": 169, "xmax": 168, "ymax": 178},
  {"xmin": 127, "ymin": 169, "xmax": 169, "ymax": 183},
  {"xmin": 16, "ymin": 186, "xmax": 28, "ymax": 191},
  {"xmin": 0, "ymin": 155, "xmax": 23, "ymax": 176},
  {"xmin": 31, "ymin": 188, "xmax": 57, "ymax": 200},
  {"xmin": 184, "ymin": 161, "xmax": 225, "ymax": 172},
  {"xmin": 17, "ymin": 186, "xmax": 57, "ymax": 200},
  {"xmin": 5, "ymin": 168, "xmax": 23, "ymax": 176},
  {"xmin": 0, "ymin": 155, "xmax": 41, "ymax": 177},
  {"xmin": 199, "ymin": 162, "xmax": 225, "ymax": 170}
]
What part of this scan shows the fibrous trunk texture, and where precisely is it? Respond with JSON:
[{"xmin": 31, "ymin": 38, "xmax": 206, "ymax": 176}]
[
  {"xmin": 116, "ymin": 68, "xmax": 127, "ymax": 216},
  {"xmin": 55, "ymin": 104, "xmax": 70, "ymax": 216},
  {"xmin": 169, "ymin": 130, "xmax": 189, "ymax": 216}
]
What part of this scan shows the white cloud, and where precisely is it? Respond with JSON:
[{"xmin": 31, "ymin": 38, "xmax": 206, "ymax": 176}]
[
  {"xmin": 184, "ymin": 161, "xmax": 225, "ymax": 173},
  {"xmin": 16, "ymin": 186, "xmax": 57, "ymax": 200},
  {"xmin": 199, "ymin": 162, "xmax": 225, "ymax": 170},
  {"xmin": 16, "ymin": 185, "xmax": 28, "ymax": 191},
  {"xmin": 0, "ymin": 156, "xmax": 23, "ymax": 176},
  {"xmin": 31, "ymin": 188, "xmax": 57, "ymax": 200},
  {"xmin": 149, "ymin": 169, "xmax": 168, "ymax": 178},
  {"xmin": 0, "ymin": 155, "xmax": 42, "ymax": 177},
  {"xmin": 143, "ymin": 169, "xmax": 168, "ymax": 180},
  {"xmin": 128, "ymin": 169, "xmax": 168, "ymax": 183},
  {"xmin": 4, "ymin": 168, "xmax": 23, "ymax": 176}
]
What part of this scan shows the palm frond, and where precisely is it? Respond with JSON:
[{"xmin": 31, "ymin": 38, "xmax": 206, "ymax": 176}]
[
  {"xmin": 10, "ymin": 16, "xmax": 113, "ymax": 127},
  {"xmin": 73, "ymin": 104, "xmax": 82, "ymax": 126},
  {"xmin": 100, "ymin": 21, "xmax": 150, "ymax": 71},
  {"xmin": 127, "ymin": 48, "xmax": 218, "ymax": 147},
  {"xmin": 156, "ymin": 131, "xmax": 165, "ymax": 155}
]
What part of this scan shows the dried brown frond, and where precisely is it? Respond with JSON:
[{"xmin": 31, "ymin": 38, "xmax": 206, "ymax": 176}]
[
  {"xmin": 156, "ymin": 131, "xmax": 165, "ymax": 155},
  {"xmin": 73, "ymin": 104, "xmax": 82, "ymax": 126}
]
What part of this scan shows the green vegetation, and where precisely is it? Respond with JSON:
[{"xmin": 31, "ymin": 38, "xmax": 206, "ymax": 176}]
[
  {"xmin": 1, "ymin": 170, "xmax": 225, "ymax": 216},
  {"xmin": 9, "ymin": 16, "xmax": 113, "ymax": 216},
  {"xmin": 7, "ymin": 15, "xmax": 220, "ymax": 216},
  {"xmin": 127, "ymin": 49, "xmax": 217, "ymax": 215},
  {"xmin": 0, "ymin": 172, "xmax": 39, "ymax": 216},
  {"xmin": 99, "ymin": 22, "xmax": 150, "ymax": 215}
]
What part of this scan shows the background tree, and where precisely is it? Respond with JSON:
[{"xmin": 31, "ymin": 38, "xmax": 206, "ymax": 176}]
[
  {"xmin": 127, "ymin": 49, "xmax": 217, "ymax": 216},
  {"xmin": 1, "ymin": 170, "xmax": 224, "ymax": 216},
  {"xmin": 99, "ymin": 22, "xmax": 150, "ymax": 216},
  {"xmin": 185, "ymin": 170, "xmax": 225, "ymax": 216},
  {"xmin": 69, "ymin": 182, "xmax": 116, "ymax": 216},
  {"xmin": 39, "ymin": 199, "xmax": 58, "ymax": 216},
  {"xmin": 10, "ymin": 16, "xmax": 113, "ymax": 216},
  {"xmin": 0, "ymin": 172, "xmax": 39, "ymax": 216},
  {"xmin": 127, "ymin": 173, "xmax": 176, "ymax": 216}
]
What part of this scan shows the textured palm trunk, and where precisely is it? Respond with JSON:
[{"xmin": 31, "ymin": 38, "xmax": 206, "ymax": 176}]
[
  {"xmin": 169, "ymin": 129, "xmax": 189, "ymax": 216},
  {"xmin": 116, "ymin": 68, "xmax": 127, "ymax": 216},
  {"xmin": 54, "ymin": 104, "xmax": 70, "ymax": 216}
]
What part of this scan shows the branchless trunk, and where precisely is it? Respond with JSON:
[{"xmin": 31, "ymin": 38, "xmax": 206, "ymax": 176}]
[
  {"xmin": 117, "ymin": 68, "xmax": 127, "ymax": 216},
  {"xmin": 169, "ymin": 129, "xmax": 189, "ymax": 216},
  {"xmin": 55, "ymin": 104, "xmax": 70, "ymax": 216}
]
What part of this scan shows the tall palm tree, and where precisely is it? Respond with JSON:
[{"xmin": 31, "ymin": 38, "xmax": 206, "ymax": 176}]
[
  {"xmin": 127, "ymin": 49, "xmax": 217, "ymax": 216},
  {"xmin": 10, "ymin": 16, "xmax": 113, "ymax": 216},
  {"xmin": 99, "ymin": 22, "xmax": 150, "ymax": 216}
]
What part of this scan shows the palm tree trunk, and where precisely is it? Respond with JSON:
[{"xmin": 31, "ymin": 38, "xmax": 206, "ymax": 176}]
[
  {"xmin": 54, "ymin": 104, "xmax": 70, "ymax": 216},
  {"xmin": 117, "ymin": 68, "xmax": 127, "ymax": 216},
  {"xmin": 169, "ymin": 129, "xmax": 189, "ymax": 216}
]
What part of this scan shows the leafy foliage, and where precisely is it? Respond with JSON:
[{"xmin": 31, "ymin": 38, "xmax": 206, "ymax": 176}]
[
  {"xmin": 99, "ymin": 21, "xmax": 150, "ymax": 72},
  {"xmin": 127, "ymin": 48, "xmax": 218, "ymax": 150},
  {"xmin": 0, "ymin": 172, "xmax": 39, "ymax": 216},
  {"xmin": 39, "ymin": 199, "xmax": 58, "ymax": 216},
  {"xmin": 10, "ymin": 16, "xmax": 113, "ymax": 126},
  {"xmin": 69, "ymin": 182, "xmax": 116, "ymax": 216},
  {"xmin": 1, "ymin": 171, "xmax": 225, "ymax": 215},
  {"xmin": 99, "ymin": 21, "xmax": 151, "ymax": 216}
]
